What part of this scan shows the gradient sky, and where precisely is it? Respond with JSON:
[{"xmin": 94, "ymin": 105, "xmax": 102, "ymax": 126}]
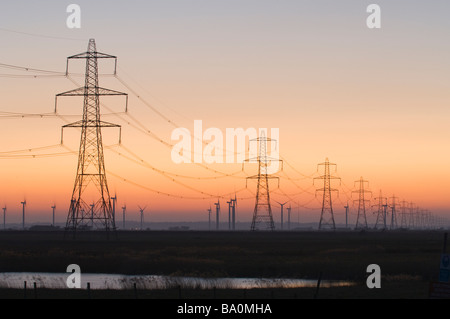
[{"xmin": 0, "ymin": 0, "xmax": 450, "ymax": 225}]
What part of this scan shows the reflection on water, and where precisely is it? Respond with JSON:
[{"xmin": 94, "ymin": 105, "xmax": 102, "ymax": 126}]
[{"xmin": 0, "ymin": 273, "xmax": 355, "ymax": 290}]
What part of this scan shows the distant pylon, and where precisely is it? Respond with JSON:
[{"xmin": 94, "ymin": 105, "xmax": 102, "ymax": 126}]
[
  {"xmin": 372, "ymin": 190, "xmax": 387, "ymax": 230},
  {"xmin": 408, "ymin": 202, "xmax": 415, "ymax": 229},
  {"xmin": 314, "ymin": 158, "xmax": 341, "ymax": 231},
  {"xmin": 58, "ymin": 39, "xmax": 128, "ymax": 236},
  {"xmin": 244, "ymin": 130, "xmax": 282, "ymax": 231},
  {"xmin": 399, "ymin": 200, "xmax": 409, "ymax": 229},
  {"xmin": 389, "ymin": 195, "xmax": 399, "ymax": 230},
  {"xmin": 353, "ymin": 177, "xmax": 372, "ymax": 230}
]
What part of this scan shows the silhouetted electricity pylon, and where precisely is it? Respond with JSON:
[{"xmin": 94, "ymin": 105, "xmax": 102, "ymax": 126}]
[
  {"xmin": 244, "ymin": 131, "xmax": 282, "ymax": 231},
  {"xmin": 389, "ymin": 195, "xmax": 399, "ymax": 230},
  {"xmin": 314, "ymin": 158, "xmax": 340, "ymax": 231},
  {"xmin": 353, "ymin": 177, "xmax": 372, "ymax": 230},
  {"xmin": 408, "ymin": 202, "xmax": 415, "ymax": 229},
  {"xmin": 372, "ymin": 190, "xmax": 387, "ymax": 230},
  {"xmin": 399, "ymin": 200, "xmax": 409, "ymax": 229},
  {"xmin": 57, "ymin": 39, "xmax": 128, "ymax": 236}
]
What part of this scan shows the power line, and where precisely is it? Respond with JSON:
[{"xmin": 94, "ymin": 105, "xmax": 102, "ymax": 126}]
[{"xmin": 0, "ymin": 27, "xmax": 85, "ymax": 42}]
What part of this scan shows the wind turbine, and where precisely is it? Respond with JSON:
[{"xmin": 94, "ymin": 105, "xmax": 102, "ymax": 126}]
[
  {"xmin": 231, "ymin": 195, "xmax": 238, "ymax": 231},
  {"xmin": 2, "ymin": 206, "xmax": 6, "ymax": 230},
  {"xmin": 214, "ymin": 200, "xmax": 220, "ymax": 231},
  {"xmin": 287, "ymin": 205, "xmax": 292, "ymax": 230},
  {"xmin": 51, "ymin": 204, "xmax": 56, "ymax": 226},
  {"xmin": 111, "ymin": 194, "xmax": 117, "ymax": 228},
  {"xmin": 122, "ymin": 204, "xmax": 127, "ymax": 230},
  {"xmin": 90, "ymin": 202, "xmax": 96, "ymax": 229},
  {"xmin": 275, "ymin": 201, "xmax": 288, "ymax": 231},
  {"xmin": 207, "ymin": 206, "xmax": 212, "ymax": 231},
  {"xmin": 138, "ymin": 205, "xmax": 147, "ymax": 231},
  {"xmin": 227, "ymin": 199, "xmax": 232, "ymax": 230},
  {"xmin": 21, "ymin": 200, "xmax": 26, "ymax": 230}
]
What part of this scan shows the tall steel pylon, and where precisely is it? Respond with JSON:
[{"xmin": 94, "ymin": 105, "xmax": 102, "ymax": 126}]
[
  {"xmin": 399, "ymin": 200, "xmax": 409, "ymax": 229},
  {"xmin": 57, "ymin": 39, "xmax": 128, "ymax": 235},
  {"xmin": 314, "ymin": 158, "xmax": 340, "ymax": 231},
  {"xmin": 408, "ymin": 202, "xmax": 416, "ymax": 230},
  {"xmin": 372, "ymin": 190, "xmax": 387, "ymax": 230},
  {"xmin": 352, "ymin": 177, "xmax": 372, "ymax": 230},
  {"xmin": 389, "ymin": 195, "xmax": 399, "ymax": 230},
  {"xmin": 244, "ymin": 131, "xmax": 282, "ymax": 231}
]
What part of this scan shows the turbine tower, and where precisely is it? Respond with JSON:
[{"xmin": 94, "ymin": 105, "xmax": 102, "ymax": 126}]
[
  {"xmin": 244, "ymin": 131, "xmax": 282, "ymax": 231},
  {"xmin": 21, "ymin": 200, "xmax": 26, "ymax": 230},
  {"xmin": 2, "ymin": 206, "xmax": 6, "ymax": 230},
  {"xmin": 207, "ymin": 206, "xmax": 212, "ymax": 231},
  {"xmin": 51, "ymin": 205, "xmax": 56, "ymax": 227},
  {"xmin": 344, "ymin": 202, "xmax": 349, "ymax": 229},
  {"xmin": 231, "ymin": 195, "xmax": 237, "ymax": 231},
  {"xmin": 214, "ymin": 200, "xmax": 220, "ymax": 231},
  {"xmin": 111, "ymin": 194, "xmax": 117, "ymax": 227},
  {"xmin": 314, "ymin": 158, "xmax": 340, "ymax": 231},
  {"xmin": 227, "ymin": 199, "xmax": 232, "ymax": 230},
  {"xmin": 57, "ymin": 39, "xmax": 127, "ymax": 236},
  {"xmin": 353, "ymin": 177, "xmax": 372, "ymax": 230},
  {"xmin": 139, "ymin": 206, "xmax": 147, "ymax": 231},
  {"xmin": 275, "ymin": 201, "xmax": 288, "ymax": 231},
  {"xmin": 287, "ymin": 205, "xmax": 292, "ymax": 230},
  {"xmin": 122, "ymin": 205, "xmax": 126, "ymax": 230}
]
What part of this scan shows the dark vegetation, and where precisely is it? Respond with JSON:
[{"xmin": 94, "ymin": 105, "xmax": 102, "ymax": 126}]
[{"xmin": 0, "ymin": 230, "xmax": 445, "ymax": 298}]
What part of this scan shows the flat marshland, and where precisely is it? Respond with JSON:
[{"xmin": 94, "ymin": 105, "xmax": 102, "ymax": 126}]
[{"xmin": 0, "ymin": 230, "xmax": 445, "ymax": 298}]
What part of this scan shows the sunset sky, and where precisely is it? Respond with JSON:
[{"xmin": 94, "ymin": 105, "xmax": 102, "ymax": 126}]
[{"xmin": 0, "ymin": 0, "xmax": 449, "ymax": 226}]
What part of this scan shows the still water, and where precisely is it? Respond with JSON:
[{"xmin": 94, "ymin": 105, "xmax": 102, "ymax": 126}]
[{"xmin": 0, "ymin": 273, "xmax": 354, "ymax": 290}]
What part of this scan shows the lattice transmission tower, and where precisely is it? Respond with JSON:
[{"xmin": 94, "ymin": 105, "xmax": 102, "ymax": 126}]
[
  {"xmin": 244, "ymin": 131, "xmax": 282, "ymax": 231},
  {"xmin": 353, "ymin": 177, "xmax": 372, "ymax": 230},
  {"xmin": 399, "ymin": 200, "xmax": 409, "ymax": 229},
  {"xmin": 314, "ymin": 158, "xmax": 341, "ymax": 230},
  {"xmin": 372, "ymin": 190, "xmax": 387, "ymax": 230},
  {"xmin": 389, "ymin": 195, "xmax": 399, "ymax": 230},
  {"xmin": 57, "ymin": 39, "xmax": 128, "ymax": 235}
]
